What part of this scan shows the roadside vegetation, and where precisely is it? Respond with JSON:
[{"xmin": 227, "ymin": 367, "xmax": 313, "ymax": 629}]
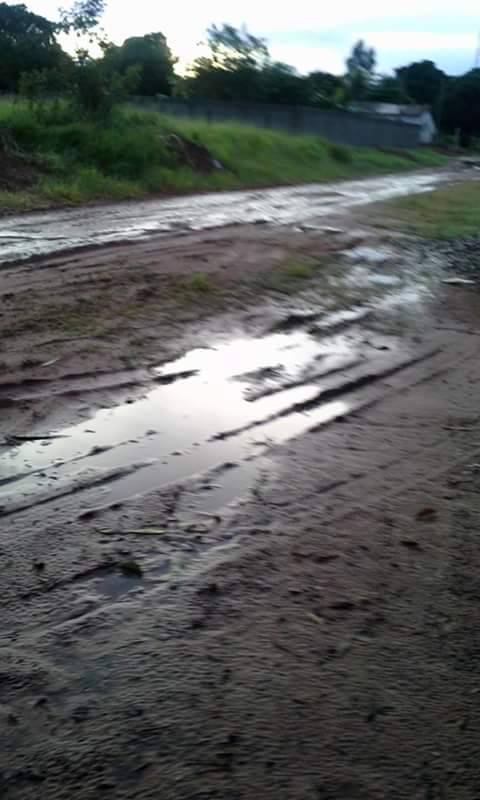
[
  {"xmin": 0, "ymin": 100, "xmax": 447, "ymax": 214},
  {"xmin": 383, "ymin": 181, "xmax": 480, "ymax": 239},
  {"xmin": 0, "ymin": 1, "xmax": 456, "ymax": 214}
]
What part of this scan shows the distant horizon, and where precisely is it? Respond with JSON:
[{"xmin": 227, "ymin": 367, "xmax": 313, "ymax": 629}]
[{"xmin": 5, "ymin": 0, "xmax": 480, "ymax": 76}]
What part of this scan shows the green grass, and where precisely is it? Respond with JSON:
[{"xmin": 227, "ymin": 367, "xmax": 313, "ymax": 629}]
[
  {"xmin": 282, "ymin": 261, "xmax": 316, "ymax": 280},
  {"xmin": 188, "ymin": 273, "xmax": 217, "ymax": 293},
  {"xmin": 383, "ymin": 181, "xmax": 480, "ymax": 239},
  {"xmin": 259, "ymin": 256, "xmax": 323, "ymax": 294},
  {"xmin": 0, "ymin": 100, "xmax": 448, "ymax": 213}
]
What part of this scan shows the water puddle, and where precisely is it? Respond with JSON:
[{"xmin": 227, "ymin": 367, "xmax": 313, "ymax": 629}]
[
  {"xmin": 0, "ymin": 225, "xmax": 440, "ymax": 519},
  {"xmin": 0, "ymin": 316, "xmax": 406, "ymax": 516},
  {"xmin": 95, "ymin": 558, "xmax": 171, "ymax": 600},
  {"xmin": 341, "ymin": 246, "xmax": 393, "ymax": 264},
  {"xmin": 347, "ymin": 266, "xmax": 401, "ymax": 287}
]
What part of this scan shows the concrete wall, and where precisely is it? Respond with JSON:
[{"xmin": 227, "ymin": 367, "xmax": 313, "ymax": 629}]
[{"xmin": 131, "ymin": 97, "xmax": 421, "ymax": 148}]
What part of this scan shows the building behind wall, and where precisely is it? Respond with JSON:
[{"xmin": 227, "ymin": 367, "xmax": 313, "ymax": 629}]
[{"xmin": 351, "ymin": 103, "xmax": 437, "ymax": 144}]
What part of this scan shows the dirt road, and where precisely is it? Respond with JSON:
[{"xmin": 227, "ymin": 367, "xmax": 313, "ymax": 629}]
[
  {"xmin": 0, "ymin": 168, "xmax": 458, "ymax": 264},
  {"xmin": 1, "ymin": 168, "xmax": 480, "ymax": 799}
]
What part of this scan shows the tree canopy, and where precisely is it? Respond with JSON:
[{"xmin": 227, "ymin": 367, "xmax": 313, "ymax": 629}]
[
  {"xmin": 0, "ymin": 2, "xmax": 69, "ymax": 92},
  {"xmin": 307, "ymin": 71, "xmax": 342, "ymax": 108},
  {"xmin": 396, "ymin": 60, "xmax": 446, "ymax": 107},
  {"xmin": 181, "ymin": 24, "xmax": 342, "ymax": 107},
  {"xmin": 367, "ymin": 76, "xmax": 411, "ymax": 104},
  {"xmin": 441, "ymin": 69, "xmax": 480, "ymax": 143},
  {"xmin": 261, "ymin": 62, "xmax": 312, "ymax": 105},
  {"xmin": 345, "ymin": 40, "xmax": 376, "ymax": 100},
  {"xmin": 180, "ymin": 24, "xmax": 270, "ymax": 102},
  {"xmin": 205, "ymin": 23, "xmax": 269, "ymax": 70},
  {"xmin": 59, "ymin": 0, "xmax": 106, "ymax": 33},
  {"xmin": 104, "ymin": 33, "xmax": 176, "ymax": 96}
]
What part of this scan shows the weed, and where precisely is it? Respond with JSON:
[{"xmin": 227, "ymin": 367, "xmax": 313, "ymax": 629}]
[
  {"xmin": 260, "ymin": 257, "xmax": 321, "ymax": 294},
  {"xmin": 283, "ymin": 261, "xmax": 316, "ymax": 280},
  {"xmin": 189, "ymin": 273, "xmax": 216, "ymax": 293}
]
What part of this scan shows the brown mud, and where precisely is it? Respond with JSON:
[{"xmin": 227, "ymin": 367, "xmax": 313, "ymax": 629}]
[{"xmin": 1, "ymin": 167, "xmax": 480, "ymax": 799}]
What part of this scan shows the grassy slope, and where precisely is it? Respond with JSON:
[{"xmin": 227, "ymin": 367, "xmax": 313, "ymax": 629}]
[
  {"xmin": 0, "ymin": 101, "xmax": 448, "ymax": 213},
  {"xmin": 383, "ymin": 181, "xmax": 480, "ymax": 239}
]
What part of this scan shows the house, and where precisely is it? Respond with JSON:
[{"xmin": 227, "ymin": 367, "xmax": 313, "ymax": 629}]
[{"xmin": 351, "ymin": 103, "xmax": 437, "ymax": 145}]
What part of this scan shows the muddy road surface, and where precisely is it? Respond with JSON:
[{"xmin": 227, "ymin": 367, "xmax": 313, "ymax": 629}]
[
  {"xmin": 0, "ymin": 167, "xmax": 459, "ymax": 264},
  {"xmin": 2, "ymin": 168, "xmax": 480, "ymax": 799}
]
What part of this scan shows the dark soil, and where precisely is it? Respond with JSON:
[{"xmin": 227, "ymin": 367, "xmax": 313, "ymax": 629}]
[
  {"xmin": 166, "ymin": 133, "xmax": 223, "ymax": 173},
  {"xmin": 0, "ymin": 147, "xmax": 40, "ymax": 190}
]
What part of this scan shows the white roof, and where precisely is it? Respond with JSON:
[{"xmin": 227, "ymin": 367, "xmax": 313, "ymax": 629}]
[{"xmin": 355, "ymin": 103, "xmax": 432, "ymax": 118}]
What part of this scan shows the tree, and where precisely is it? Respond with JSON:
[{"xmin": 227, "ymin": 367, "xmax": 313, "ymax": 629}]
[
  {"xmin": 205, "ymin": 23, "xmax": 269, "ymax": 70},
  {"xmin": 367, "ymin": 76, "xmax": 410, "ymax": 104},
  {"xmin": 0, "ymin": 2, "xmax": 69, "ymax": 92},
  {"xmin": 396, "ymin": 60, "xmax": 445, "ymax": 107},
  {"xmin": 59, "ymin": 0, "xmax": 106, "ymax": 34},
  {"xmin": 345, "ymin": 40, "xmax": 376, "ymax": 101},
  {"xmin": 103, "ymin": 33, "xmax": 176, "ymax": 96},
  {"xmin": 59, "ymin": 1, "xmax": 141, "ymax": 118},
  {"xmin": 441, "ymin": 69, "xmax": 480, "ymax": 144},
  {"xmin": 184, "ymin": 23, "xmax": 269, "ymax": 102},
  {"xmin": 71, "ymin": 58, "xmax": 140, "ymax": 117},
  {"xmin": 261, "ymin": 62, "xmax": 311, "ymax": 105},
  {"xmin": 307, "ymin": 71, "xmax": 342, "ymax": 108}
]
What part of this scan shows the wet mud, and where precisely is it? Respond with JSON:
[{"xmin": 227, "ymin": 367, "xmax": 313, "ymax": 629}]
[
  {"xmin": 0, "ymin": 168, "xmax": 459, "ymax": 264},
  {"xmin": 1, "ymin": 245, "xmax": 435, "ymax": 519},
  {"xmin": 2, "ymin": 168, "xmax": 480, "ymax": 800}
]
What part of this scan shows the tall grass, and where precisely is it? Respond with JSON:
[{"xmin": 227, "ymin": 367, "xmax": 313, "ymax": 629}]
[{"xmin": 0, "ymin": 100, "xmax": 448, "ymax": 213}]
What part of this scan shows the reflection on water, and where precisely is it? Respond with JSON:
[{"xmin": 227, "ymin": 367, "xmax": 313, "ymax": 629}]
[{"xmin": 1, "ymin": 328, "xmax": 355, "ymax": 514}]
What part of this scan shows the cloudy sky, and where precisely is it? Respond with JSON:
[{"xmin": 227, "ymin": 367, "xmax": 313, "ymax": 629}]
[{"xmin": 11, "ymin": 0, "xmax": 480, "ymax": 75}]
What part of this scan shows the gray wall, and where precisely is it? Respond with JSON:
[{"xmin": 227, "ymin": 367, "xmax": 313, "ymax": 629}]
[{"xmin": 131, "ymin": 97, "xmax": 420, "ymax": 148}]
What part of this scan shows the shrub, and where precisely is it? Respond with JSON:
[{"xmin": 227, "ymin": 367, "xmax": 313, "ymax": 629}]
[{"xmin": 328, "ymin": 142, "xmax": 352, "ymax": 163}]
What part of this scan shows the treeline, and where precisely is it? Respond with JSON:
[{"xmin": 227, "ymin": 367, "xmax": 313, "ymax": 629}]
[{"xmin": 2, "ymin": 2, "xmax": 480, "ymax": 141}]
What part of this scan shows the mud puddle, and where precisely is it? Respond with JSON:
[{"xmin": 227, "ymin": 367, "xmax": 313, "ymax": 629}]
[
  {"xmin": 0, "ymin": 240, "xmax": 439, "ymax": 520},
  {"xmin": 0, "ymin": 169, "xmax": 459, "ymax": 265},
  {"xmin": 0, "ymin": 247, "xmax": 442, "ymax": 613},
  {"xmin": 1, "ymin": 330, "xmax": 428, "ymax": 523},
  {"xmin": 1, "ymin": 326, "xmax": 361, "ymax": 517}
]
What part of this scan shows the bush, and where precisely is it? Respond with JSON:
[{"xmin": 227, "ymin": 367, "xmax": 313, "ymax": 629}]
[
  {"xmin": 328, "ymin": 142, "xmax": 352, "ymax": 163},
  {"xmin": 18, "ymin": 61, "xmax": 141, "ymax": 122},
  {"xmin": 69, "ymin": 60, "xmax": 140, "ymax": 119}
]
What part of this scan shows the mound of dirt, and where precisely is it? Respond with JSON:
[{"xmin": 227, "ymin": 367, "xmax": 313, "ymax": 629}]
[
  {"xmin": 0, "ymin": 148, "xmax": 40, "ymax": 191},
  {"xmin": 166, "ymin": 133, "xmax": 224, "ymax": 173}
]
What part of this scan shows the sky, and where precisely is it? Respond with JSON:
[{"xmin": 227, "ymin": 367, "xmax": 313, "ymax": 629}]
[{"xmin": 10, "ymin": 0, "xmax": 480, "ymax": 76}]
